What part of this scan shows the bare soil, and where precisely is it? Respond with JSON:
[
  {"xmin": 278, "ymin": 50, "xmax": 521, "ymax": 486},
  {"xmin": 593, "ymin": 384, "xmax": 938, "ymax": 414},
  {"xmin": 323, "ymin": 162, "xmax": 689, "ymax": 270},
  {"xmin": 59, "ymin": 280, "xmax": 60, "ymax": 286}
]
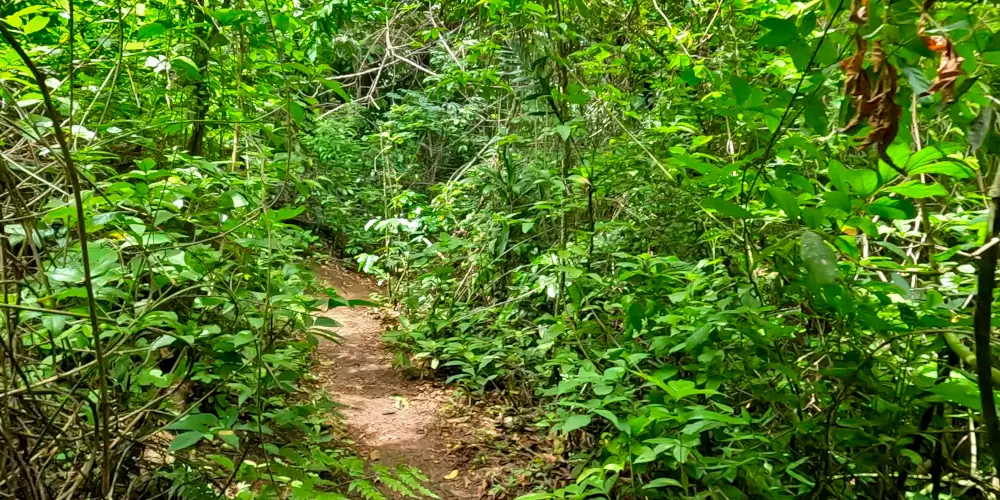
[{"xmin": 312, "ymin": 264, "xmax": 479, "ymax": 499}]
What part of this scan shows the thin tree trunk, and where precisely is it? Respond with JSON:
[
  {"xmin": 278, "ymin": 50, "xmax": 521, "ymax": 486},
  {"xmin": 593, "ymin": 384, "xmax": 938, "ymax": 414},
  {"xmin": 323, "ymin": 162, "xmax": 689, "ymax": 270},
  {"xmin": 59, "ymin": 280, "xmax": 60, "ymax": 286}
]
[
  {"xmin": 973, "ymin": 169, "xmax": 1000, "ymax": 471},
  {"xmin": 187, "ymin": 0, "xmax": 214, "ymax": 156}
]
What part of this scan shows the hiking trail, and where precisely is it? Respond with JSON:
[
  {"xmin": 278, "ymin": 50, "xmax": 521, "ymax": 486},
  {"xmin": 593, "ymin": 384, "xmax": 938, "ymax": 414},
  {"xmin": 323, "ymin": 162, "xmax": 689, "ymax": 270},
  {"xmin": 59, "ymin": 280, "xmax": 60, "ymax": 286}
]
[{"xmin": 312, "ymin": 264, "xmax": 478, "ymax": 499}]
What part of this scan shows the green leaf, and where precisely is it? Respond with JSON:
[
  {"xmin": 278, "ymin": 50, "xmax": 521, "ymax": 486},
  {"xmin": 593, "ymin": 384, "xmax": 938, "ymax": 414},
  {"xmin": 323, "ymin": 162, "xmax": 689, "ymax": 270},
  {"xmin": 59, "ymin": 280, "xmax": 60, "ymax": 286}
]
[
  {"xmin": 969, "ymin": 105, "xmax": 995, "ymax": 153},
  {"xmin": 172, "ymin": 56, "xmax": 201, "ymax": 79},
  {"xmin": 702, "ymin": 198, "xmax": 754, "ymax": 219},
  {"xmin": 565, "ymin": 82, "xmax": 589, "ymax": 104},
  {"xmin": 167, "ymin": 413, "xmax": 219, "ymax": 433},
  {"xmin": 23, "ymin": 16, "xmax": 49, "ymax": 35},
  {"xmin": 767, "ymin": 186, "xmax": 800, "ymax": 221},
  {"xmin": 208, "ymin": 454, "xmax": 235, "ymax": 471},
  {"xmin": 216, "ymin": 430, "xmax": 239, "ymax": 449},
  {"xmin": 909, "ymin": 161, "xmax": 974, "ymax": 179},
  {"xmin": 137, "ymin": 23, "xmax": 166, "ymax": 39},
  {"xmin": 929, "ymin": 379, "xmax": 981, "ymax": 411},
  {"xmin": 730, "ymin": 75, "xmax": 750, "ymax": 104},
  {"xmin": 314, "ymin": 316, "xmax": 341, "ymax": 328},
  {"xmin": 801, "ymin": 231, "xmax": 837, "ymax": 285},
  {"xmin": 823, "ymin": 190, "xmax": 852, "ymax": 214},
  {"xmin": 555, "ymin": 124, "xmax": 571, "ymax": 141},
  {"xmin": 802, "ymin": 207, "xmax": 825, "ymax": 228},
  {"xmin": 900, "ymin": 448, "xmax": 922, "ymax": 466},
  {"xmin": 168, "ymin": 431, "xmax": 205, "ymax": 452},
  {"xmin": 272, "ymin": 206, "xmax": 305, "ymax": 221},
  {"xmin": 592, "ymin": 409, "xmax": 628, "ymax": 434},
  {"xmin": 827, "ymin": 160, "xmax": 850, "ymax": 193},
  {"xmin": 633, "ymin": 446, "xmax": 659, "ymax": 464},
  {"xmin": 757, "ymin": 17, "xmax": 797, "ymax": 47},
  {"xmin": 321, "ymin": 79, "xmax": 351, "ymax": 102},
  {"xmin": 49, "ymin": 266, "xmax": 83, "ymax": 283},
  {"xmin": 886, "ymin": 181, "xmax": 948, "ymax": 199},
  {"xmin": 561, "ymin": 414, "xmax": 591, "ymax": 434},
  {"xmin": 866, "ymin": 197, "xmax": 916, "ymax": 219},
  {"xmin": 902, "ymin": 66, "xmax": 930, "ymax": 97},
  {"xmin": 643, "ymin": 478, "xmax": 683, "ymax": 489},
  {"xmin": 845, "ymin": 168, "xmax": 879, "ymax": 197},
  {"xmin": 665, "ymin": 380, "xmax": 718, "ymax": 401},
  {"xmin": 684, "ymin": 324, "xmax": 712, "ymax": 351}
]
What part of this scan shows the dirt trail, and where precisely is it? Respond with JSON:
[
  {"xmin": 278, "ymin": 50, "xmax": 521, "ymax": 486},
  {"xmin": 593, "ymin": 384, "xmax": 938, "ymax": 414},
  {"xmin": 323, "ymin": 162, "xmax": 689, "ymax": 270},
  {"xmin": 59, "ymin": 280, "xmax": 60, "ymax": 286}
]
[{"xmin": 312, "ymin": 264, "xmax": 477, "ymax": 499}]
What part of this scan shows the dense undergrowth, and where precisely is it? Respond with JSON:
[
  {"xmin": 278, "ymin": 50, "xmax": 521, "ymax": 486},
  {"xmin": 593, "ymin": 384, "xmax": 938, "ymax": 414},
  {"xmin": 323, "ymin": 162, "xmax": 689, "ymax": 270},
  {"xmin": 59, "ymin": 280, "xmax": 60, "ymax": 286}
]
[
  {"xmin": 4, "ymin": 0, "xmax": 1000, "ymax": 499},
  {"xmin": 0, "ymin": 1, "xmax": 433, "ymax": 498},
  {"xmin": 306, "ymin": 1, "xmax": 1000, "ymax": 499}
]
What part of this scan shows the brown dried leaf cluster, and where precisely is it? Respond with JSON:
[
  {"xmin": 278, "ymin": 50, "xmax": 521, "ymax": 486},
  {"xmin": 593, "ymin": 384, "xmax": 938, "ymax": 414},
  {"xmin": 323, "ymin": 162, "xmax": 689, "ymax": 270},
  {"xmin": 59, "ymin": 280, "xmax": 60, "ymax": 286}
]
[
  {"xmin": 838, "ymin": 14, "xmax": 901, "ymax": 158},
  {"xmin": 918, "ymin": 13, "xmax": 964, "ymax": 102},
  {"xmin": 859, "ymin": 42, "xmax": 901, "ymax": 156},
  {"xmin": 840, "ymin": 36, "xmax": 874, "ymax": 131}
]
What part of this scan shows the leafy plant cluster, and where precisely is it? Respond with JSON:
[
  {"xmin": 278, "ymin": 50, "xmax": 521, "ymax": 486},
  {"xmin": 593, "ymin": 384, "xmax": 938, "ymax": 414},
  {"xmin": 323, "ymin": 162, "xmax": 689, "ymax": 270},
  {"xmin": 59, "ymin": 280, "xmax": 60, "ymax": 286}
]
[
  {"xmin": 0, "ymin": 0, "xmax": 435, "ymax": 498},
  {"xmin": 327, "ymin": 0, "xmax": 1000, "ymax": 498}
]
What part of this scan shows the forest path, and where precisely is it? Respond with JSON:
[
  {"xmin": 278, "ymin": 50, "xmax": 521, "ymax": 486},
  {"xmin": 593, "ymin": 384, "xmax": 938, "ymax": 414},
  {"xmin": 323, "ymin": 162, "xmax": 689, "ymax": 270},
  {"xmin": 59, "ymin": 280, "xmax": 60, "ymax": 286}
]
[{"xmin": 312, "ymin": 264, "xmax": 477, "ymax": 499}]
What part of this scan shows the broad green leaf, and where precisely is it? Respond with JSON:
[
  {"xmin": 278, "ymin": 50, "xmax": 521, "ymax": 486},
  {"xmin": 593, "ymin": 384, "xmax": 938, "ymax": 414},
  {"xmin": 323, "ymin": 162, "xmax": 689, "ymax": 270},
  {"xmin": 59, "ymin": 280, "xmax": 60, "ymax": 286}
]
[
  {"xmin": 167, "ymin": 413, "xmax": 219, "ymax": 433},
  {"xmin": 216, "ymin": 430, "xmax": 239, "ymax": 449},
  {"xmin": 823, "ymin": 190, "xmax": 852, "ymax": 214},
  {"xmin": 929, "ymin": 379, "xmax": 981, "ymax": 411},
  {"xmin": 767, "ymin": 186, "xmax": 800, "ymax": 220},
  {"xmin": 207, "ymin": 454, "xmax": 235, "ymax": 471},
  {"xmin": 969, "ymin": 105, "xmax": 995, "ymax": 153},
  {"xmin": 866, "ymin": 197, "xmax": 916, "ymax": 219},
  {"xmin": 902, "ymin": 66, "xmax": 930, "ymax": 97},
  {"xmin": 561, "ymin": 414, "xmax": 591, "ymax": 433},
  {"xmin": 272, "ymin": 206, "xmax": 305, "ymax": 221},
  {"xmin": 905, "ymin": 144, "xmax": 963, "ymax": 170},
  {"xmin": 23, "ymin": 16, "xmax": 49, "ymax": 35},
  {"xmin": 137, "ymin": 23, "xmax": 166, "ymax": 39},
  {"xmin": 172, "ymin": 56, "xmax": 201, "ymax": 79},
  {"xmin": 909, "ymin": 161, "xmax": 974, "ymax": 179},
  {"xmin": 321, "ymin": 79, "xmax": 351, "ymax": 102},
  {"xmin": 800, "ymin": 231, "xmax": 837, "ymax": 285},
  {"xmin": 684, "ymin": 324, "xmax": 711, "ymax": 351},
  {"xmin": 168, "ymin": 431, "xmax": 205, "ymax": 452},
  {"xmin": 702, "ymin": 198, "xmax": 754, "ymax": 219},
  {"xmin": 827, "ymin": 160, "xmax": 849, "ymax": 193},
  {"xmin": 555, "ymin": 124, "xmax": 571, "ymax": 141},
  {"xmin": 887, "ymin": 181, "xmax": 948, "ymax": 199},
  {"xmin": 633, "ymin": 446, "xmax": 659, "ymax": 464},
  {"xmin": 757, "ymin": 17, "xmax": 797, "ymax": 47},
  {"xmin": 845, "ymin": 168, "xmax": 879, "ymax": 197},
  {"xmin": 730, "ymin": 75, "xmax": 750, "ymax": 104},
  {"xmin": 565, "ymin": 82, "xmax": 589, "ymax": 105},
  {"xmin": 49, "ymin": 267, "xmax": 83, "ymax": 283},
  {"xmin": 665, "ymin": 380, "xmax": 718, "ymax": 401}
]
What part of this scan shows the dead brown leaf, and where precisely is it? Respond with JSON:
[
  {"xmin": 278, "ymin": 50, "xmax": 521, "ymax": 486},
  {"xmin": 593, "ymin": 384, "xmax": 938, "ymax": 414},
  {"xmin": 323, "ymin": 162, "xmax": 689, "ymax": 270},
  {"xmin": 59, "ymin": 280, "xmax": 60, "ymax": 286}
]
[
  {"xmin": 849, "ymin": 0, "xmax": 868, "ymax": 24},
  {"xmin": 859, "ymin": 42, "xmax": 901, "ymax": 157},
  {"xmin": 839, "ymin": 36, "xmax": 874, "ymax": 131},
  {"xmin": 921, "ymin": 40, "xmax": 964, "ymax": 102},
  {"xmin": 918, "ymin": 10, "xmax": 964, "ymax": 103}
]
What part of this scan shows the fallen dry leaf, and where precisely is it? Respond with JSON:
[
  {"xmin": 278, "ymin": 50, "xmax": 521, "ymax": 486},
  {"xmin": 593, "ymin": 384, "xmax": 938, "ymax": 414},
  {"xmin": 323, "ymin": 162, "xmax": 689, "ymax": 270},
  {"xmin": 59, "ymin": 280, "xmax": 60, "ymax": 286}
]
[
  {"xmin": 368, "ymin": 449, "xmax": 381, "ymax": 461},
  {"xmin": 443, "ymin": 469, "xmax": 460, "ymax": 480}
]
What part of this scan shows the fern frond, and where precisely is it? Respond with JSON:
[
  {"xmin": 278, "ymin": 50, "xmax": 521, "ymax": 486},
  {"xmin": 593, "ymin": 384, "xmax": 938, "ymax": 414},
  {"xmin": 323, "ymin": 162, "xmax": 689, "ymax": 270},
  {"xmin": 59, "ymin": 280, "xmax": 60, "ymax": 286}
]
[{"xmin": 397, "ymin": 467, "xmax": 440, "ymax": 499}]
